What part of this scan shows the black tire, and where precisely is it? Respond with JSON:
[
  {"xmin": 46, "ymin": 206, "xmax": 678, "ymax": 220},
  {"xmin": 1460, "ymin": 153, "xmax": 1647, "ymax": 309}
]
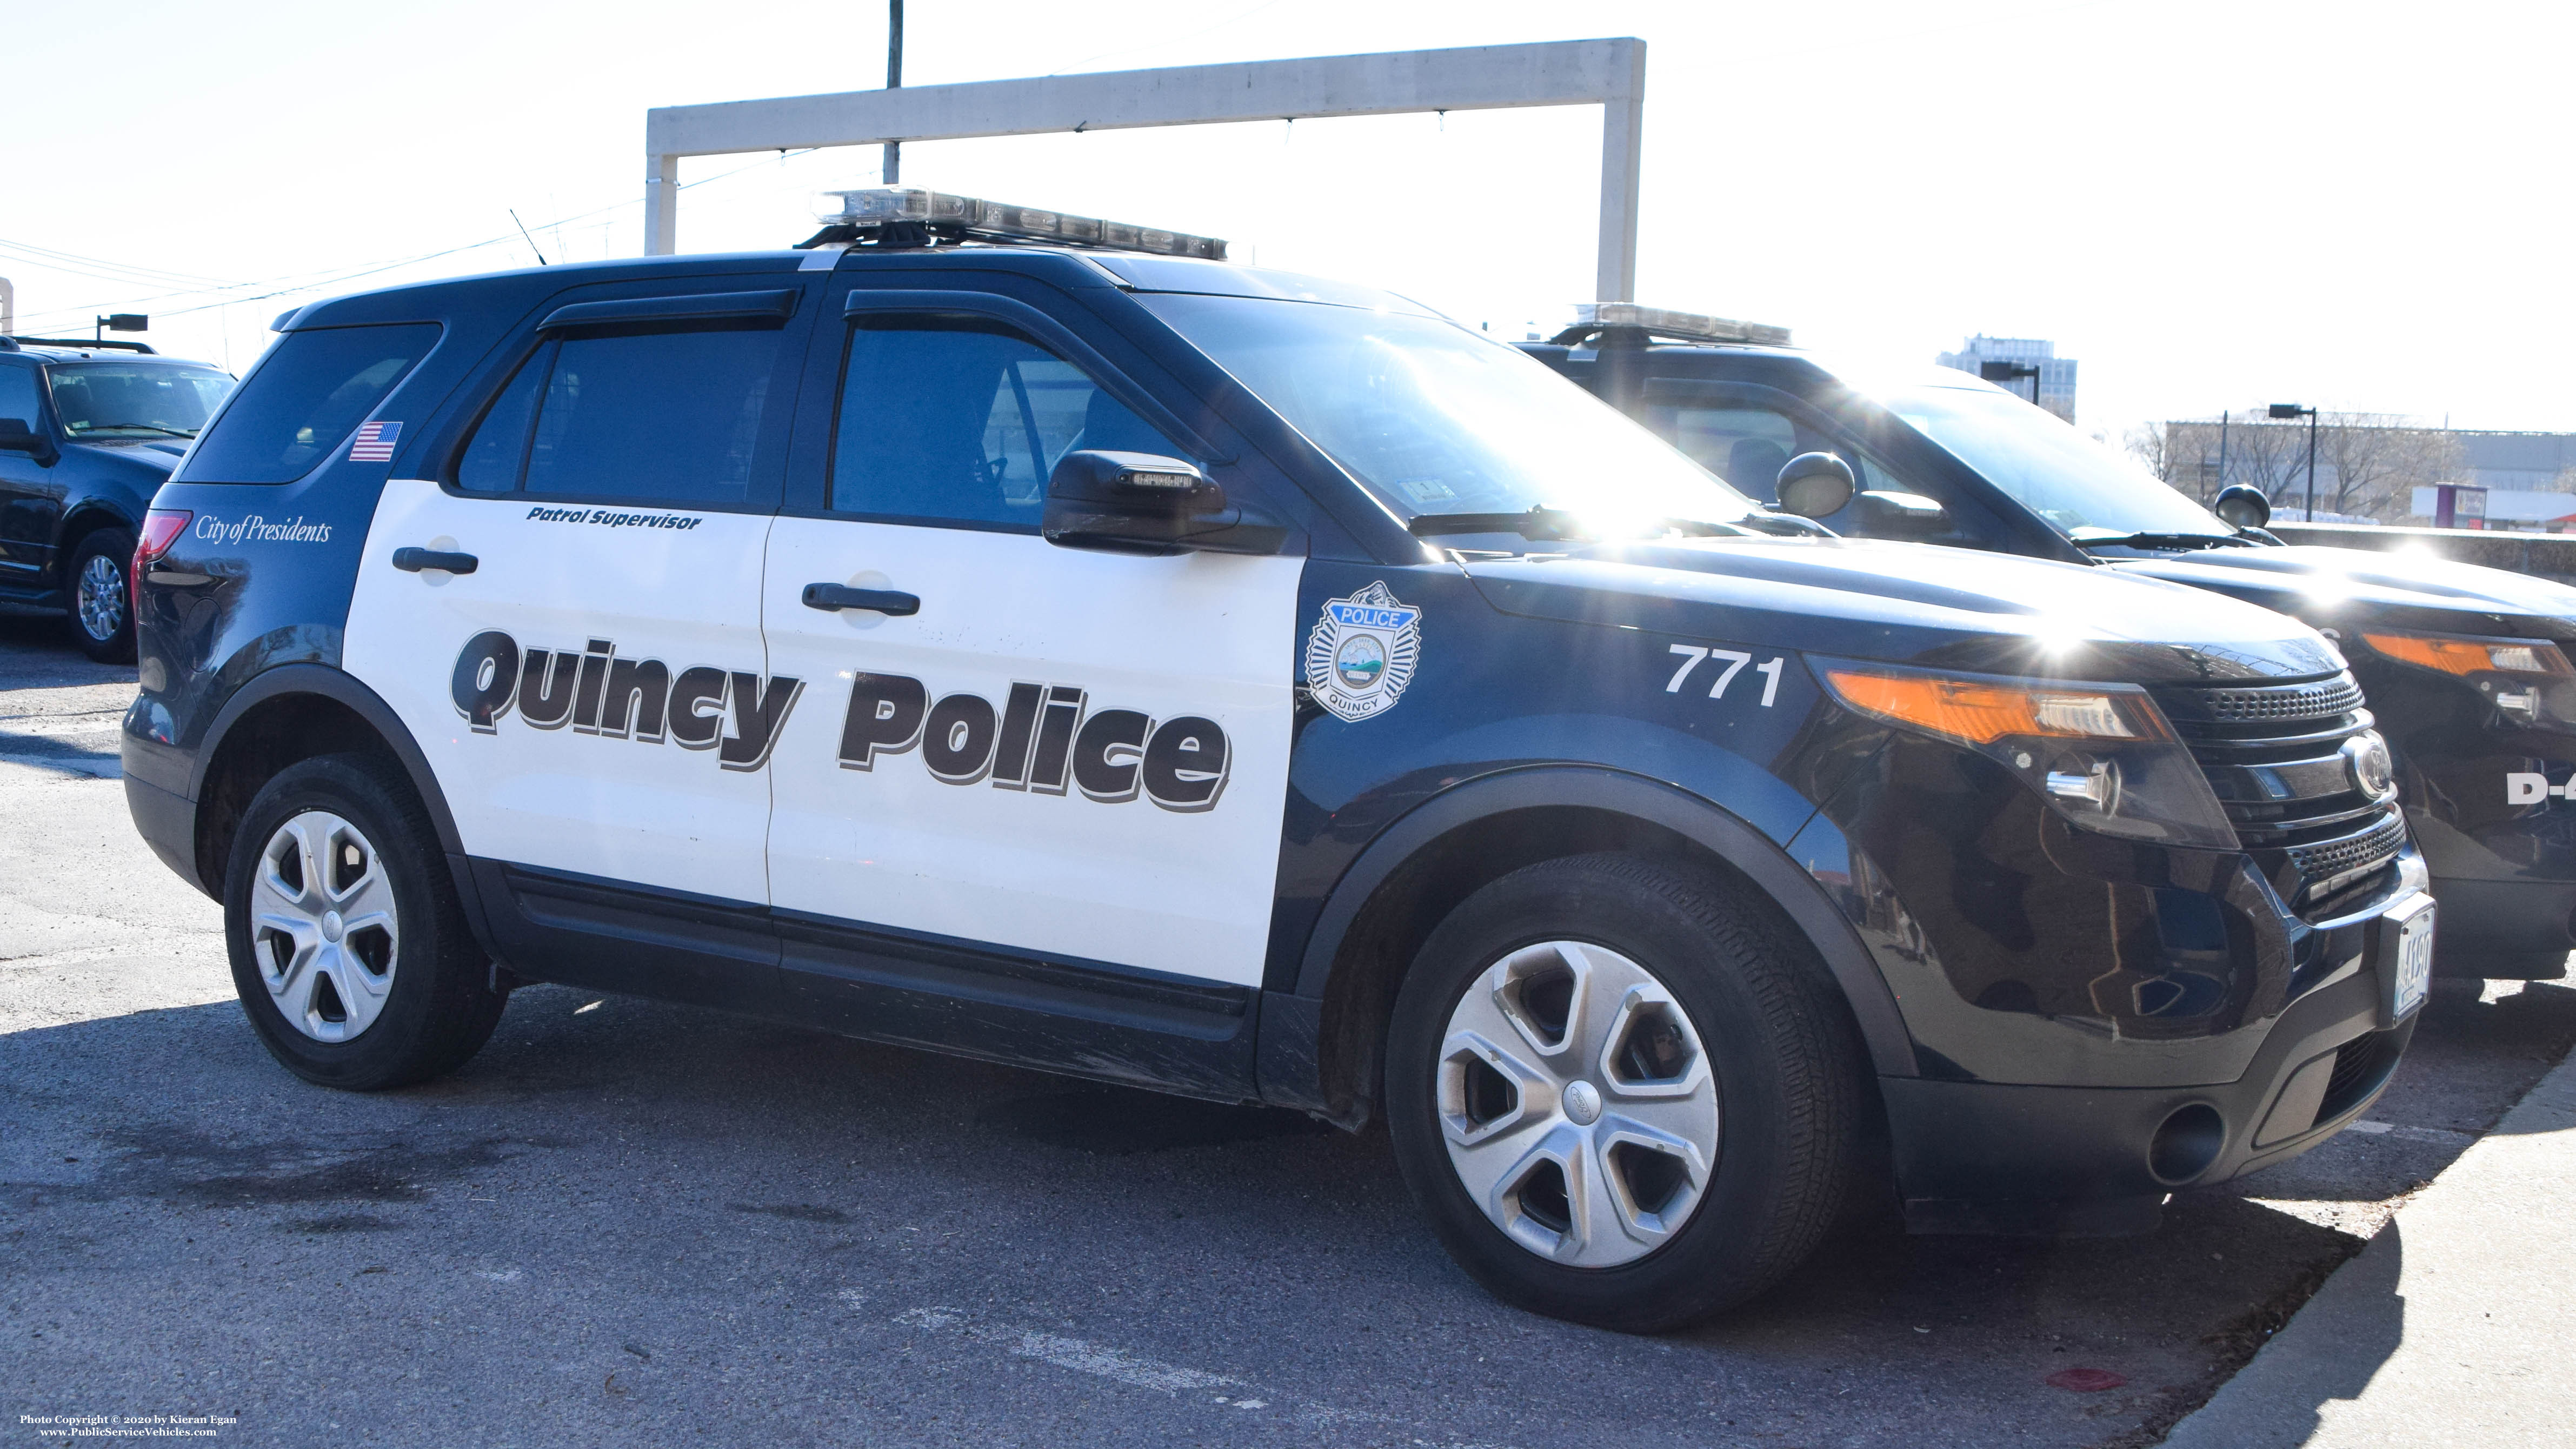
[
  {"xmin": 1384, "ymin": 853, "xmax": 1866, "ymax": 1332},
  {"xmin": 222, "ymin": 754, "xmax": 507, "ymax": 1089},
  {"xmin": 64, "ymin": 528, "xmax": 137, "ymax": 664}
]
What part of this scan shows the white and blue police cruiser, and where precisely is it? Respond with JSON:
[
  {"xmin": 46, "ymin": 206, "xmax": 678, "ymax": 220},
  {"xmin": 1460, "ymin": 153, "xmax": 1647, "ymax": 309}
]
[{"xmin": 125, "ymin": 191, "xmax": 2435, "ymax": 1329}]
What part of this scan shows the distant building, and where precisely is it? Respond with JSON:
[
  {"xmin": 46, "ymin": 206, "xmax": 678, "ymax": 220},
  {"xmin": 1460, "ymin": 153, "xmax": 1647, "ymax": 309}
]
[
  {"xmin": 2153, "ymin": 418, "xmax": 2576, "ymax": 527},
  {"xmin": 1937, "ymin": 336, "xmax": 2078, "ymax": 422},
  {"xmin": 2440, "ymin": 431, "xmax": 2576, "ymax": 492}
]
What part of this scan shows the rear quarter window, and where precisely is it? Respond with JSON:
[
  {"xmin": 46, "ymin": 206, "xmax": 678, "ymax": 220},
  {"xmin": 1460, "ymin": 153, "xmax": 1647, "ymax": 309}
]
[{"xmin": 176, "ymin": 323, "xmax": 441, "ymax": 483}]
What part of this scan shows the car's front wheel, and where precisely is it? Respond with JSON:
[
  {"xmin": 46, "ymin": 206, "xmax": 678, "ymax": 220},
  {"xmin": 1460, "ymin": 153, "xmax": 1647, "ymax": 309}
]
[
  {"xmin": 223, "ymin": 754, "xmax": 507, "ymax": 1089},
  {"xmin": 1385, "ymin": 853, "xmax": 1868, "ymax": 1331},
  {"xmin": 65, "ymin": 528, "xmax": 137, "ymax": 663}
]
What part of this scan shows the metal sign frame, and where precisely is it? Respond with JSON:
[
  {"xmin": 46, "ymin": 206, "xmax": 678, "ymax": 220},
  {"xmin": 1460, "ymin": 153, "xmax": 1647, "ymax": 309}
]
[{"xmin": 643, "ymin": 38, "xmax": 1647, "ymax": 301}]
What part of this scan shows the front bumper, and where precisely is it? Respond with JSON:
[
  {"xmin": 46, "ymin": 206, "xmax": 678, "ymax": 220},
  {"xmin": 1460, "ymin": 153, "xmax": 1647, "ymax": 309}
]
[{"xmin": 1885, "ymin": 912, "xmax": 2421, "ymax": 1235}]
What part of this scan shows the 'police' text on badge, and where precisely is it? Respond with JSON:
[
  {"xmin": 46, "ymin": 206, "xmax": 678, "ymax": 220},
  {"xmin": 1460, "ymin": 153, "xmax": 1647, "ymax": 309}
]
[{"xmin": 1304, "ymin": 582, "xmax": 1421, "ymax": 723}]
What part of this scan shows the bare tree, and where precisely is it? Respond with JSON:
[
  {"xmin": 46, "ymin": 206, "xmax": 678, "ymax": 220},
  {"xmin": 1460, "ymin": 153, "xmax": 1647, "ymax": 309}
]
[
  {"xmin": 2127, "ymin": 422, "xmax": 2185, "ymax": 487},
  {"xmin": 2312, "ymin": 415, "xmax": 2462, "ymax": 521},
  {"xmin": 2133, "ymin": 411, "xmax": 2465, "ymax": 522}
]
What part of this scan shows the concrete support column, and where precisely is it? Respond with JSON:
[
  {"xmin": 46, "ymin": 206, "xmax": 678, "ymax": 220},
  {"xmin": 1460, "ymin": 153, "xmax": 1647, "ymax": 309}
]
[
  {"xmin": 644, "ymin": 152, "xmax": 680, "ymax": 257},
  {"xmin": 1594, "ymin": 45, "xmax": 1646, "ymax": 303}
]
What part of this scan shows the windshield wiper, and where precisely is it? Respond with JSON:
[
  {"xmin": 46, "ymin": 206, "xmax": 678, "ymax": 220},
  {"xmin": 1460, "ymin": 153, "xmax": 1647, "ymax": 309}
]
[
  {"xmin": 1408, "ymin": 507, "xmax": 1746, "ymax": 541},
  {"xmin": 2068, "ymin": 529, "xmax": 2251, "ymax": 551},
  {"xmin": 74, "ymin": 422, "xmax": 196, "ymax": 438}
]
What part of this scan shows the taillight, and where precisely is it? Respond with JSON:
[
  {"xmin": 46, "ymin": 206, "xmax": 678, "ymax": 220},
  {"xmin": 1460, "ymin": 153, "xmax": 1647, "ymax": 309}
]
[{"xmin": 134, "ymin": 508, "xmax": 191, "ymax": 616}]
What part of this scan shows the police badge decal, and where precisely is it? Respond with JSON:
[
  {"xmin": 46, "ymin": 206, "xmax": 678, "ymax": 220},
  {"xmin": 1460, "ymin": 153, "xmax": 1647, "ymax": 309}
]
[{"xmin": 1305, "ymin": 582, "xmax": 1422, "ymax": 723}]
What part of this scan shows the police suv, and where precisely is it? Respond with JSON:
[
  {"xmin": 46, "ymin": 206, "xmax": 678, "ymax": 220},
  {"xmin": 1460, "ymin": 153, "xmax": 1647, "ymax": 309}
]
[
  {"xmin": 128, "ymin": 191, "xmax": 2434, "ymax": 1331},
  {"xmin": 1527, "ymin": 305, "xmax": 2576, "ymax": 982}
]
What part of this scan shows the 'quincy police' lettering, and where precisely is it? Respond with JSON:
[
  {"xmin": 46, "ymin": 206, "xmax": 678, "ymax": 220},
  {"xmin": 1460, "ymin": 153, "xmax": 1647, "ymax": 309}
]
[
  {"xmin": 837, "ymin": 672, "xmax": 1230, "ymax": 813},
  {"xmin": 449, "ymin": 630, "xmax": 802, "ymax": 772}
]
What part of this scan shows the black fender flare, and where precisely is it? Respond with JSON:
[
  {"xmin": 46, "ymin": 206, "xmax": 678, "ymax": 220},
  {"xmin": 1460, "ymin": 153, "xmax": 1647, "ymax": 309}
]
[
  {"xmin": 189, "ymin": 663, "xmax": 497, "ymax": 954},
  {"xmin": 1284, "ymin": 765, "xmax": 1917, "ymax": 1079},
  {"xmin": 191, "ymin": 663, "xmax": 464, "ymax": 854}
]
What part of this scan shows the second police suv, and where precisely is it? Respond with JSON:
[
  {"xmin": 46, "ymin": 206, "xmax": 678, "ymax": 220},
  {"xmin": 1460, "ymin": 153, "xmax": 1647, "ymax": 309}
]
[{"xmin": 128, "ymin": 190, "xmax": 2435, "ymax": 1331}]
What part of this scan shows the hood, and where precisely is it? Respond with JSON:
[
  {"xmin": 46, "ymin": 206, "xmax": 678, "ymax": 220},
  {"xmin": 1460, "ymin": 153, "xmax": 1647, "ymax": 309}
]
[
  {"xmin": 2107, "ymin": 546, "xmax": 2576, "ymax": 641},
  {"xmin": 70, "ymin": 435, "xmax": 189, "ymax": 476},
  {"xmin": 1461, "ymin": 536, "xmax": 2344, "ymax": 684}
]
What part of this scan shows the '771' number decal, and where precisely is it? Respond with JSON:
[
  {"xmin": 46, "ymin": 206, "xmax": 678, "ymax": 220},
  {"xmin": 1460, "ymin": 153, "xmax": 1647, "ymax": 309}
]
[{"xmin": 1666, "ymin": 644, "xmax": 1786, "ymax": 707}]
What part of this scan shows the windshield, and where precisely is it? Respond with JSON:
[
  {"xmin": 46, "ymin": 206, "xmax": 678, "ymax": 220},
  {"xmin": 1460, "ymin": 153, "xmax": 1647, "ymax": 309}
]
[
  {"xmin": 1136, "ymin": 293, "xmax": 1758, "ymax": 528},
  {"xmin": 1886, "ymin": 382, "xmax": 2230, "ymax": 541},
  {"xmin": 48, "ymin": 363, "xmax": 235, "ymax": 439}
]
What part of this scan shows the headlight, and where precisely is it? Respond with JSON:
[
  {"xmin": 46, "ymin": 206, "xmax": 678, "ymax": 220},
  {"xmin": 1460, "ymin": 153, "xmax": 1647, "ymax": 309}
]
[
  {"xmin": 1820, "ymin": 663, "xmax": 2238, "ymax": 849},
  {"xmin": 2360, "ymin": 630, "xmax": 2575, "ymax": 727}
]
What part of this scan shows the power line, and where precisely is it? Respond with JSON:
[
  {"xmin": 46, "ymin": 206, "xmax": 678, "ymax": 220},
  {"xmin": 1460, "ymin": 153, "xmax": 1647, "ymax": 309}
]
[{"xmin": 11, "ymin": 148, "xmax": 825, "ymax": 331}]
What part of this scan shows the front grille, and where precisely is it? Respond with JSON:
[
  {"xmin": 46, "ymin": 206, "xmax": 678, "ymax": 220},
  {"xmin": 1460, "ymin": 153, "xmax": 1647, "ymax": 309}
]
[
  {"xmin": 2196, "ymin": 677, "xmax": 2365, "ymax": 723},
  {"xmin": 2289, "ymin": 814, "xmax": 2408, "ymax": 890},
  {"xmin": 2153, "ymin": 673, "xmax": 2405, "ymax": 915}
]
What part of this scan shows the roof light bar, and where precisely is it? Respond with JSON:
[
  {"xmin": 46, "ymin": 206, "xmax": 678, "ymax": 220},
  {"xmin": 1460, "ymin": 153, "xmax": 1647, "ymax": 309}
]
[
  {"xmin": 1574, "ymin": 302, "xmax": 1791, "ymax": 347},
  {"xmin": 811, "ymin": 188, "xmax": 1227, "ymax": 260}
]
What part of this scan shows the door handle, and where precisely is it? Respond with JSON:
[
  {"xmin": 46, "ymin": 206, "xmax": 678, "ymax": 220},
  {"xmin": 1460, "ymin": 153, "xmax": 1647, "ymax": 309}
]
[
  {"xmin": 392, "ymin": 547, "xmax": 478, "ymax": 574},
  {"xmin": 802, "ymin": 582, "xmax": 920, "ymax": 616}
]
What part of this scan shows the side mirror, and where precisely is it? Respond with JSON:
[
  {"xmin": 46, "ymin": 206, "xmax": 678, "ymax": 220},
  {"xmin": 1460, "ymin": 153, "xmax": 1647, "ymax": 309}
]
[
  {"xmin": 1852, "ymin": 489, "xmax": 1950, "ymax": 538},
  {"xmin": 1041, "ymin": 450, "xmax": 1285, "ymax": 556},
  {"xmin": 0, "ymin": 417, "xmax": 55, "ymax": 463},
  {"xmin": 1773, "ymin": 451, "xmax": 1857, "ymax": 519},
  {"xmin": 2213, "ymin": 484, "xmax": 2273, "ymax": 530}
]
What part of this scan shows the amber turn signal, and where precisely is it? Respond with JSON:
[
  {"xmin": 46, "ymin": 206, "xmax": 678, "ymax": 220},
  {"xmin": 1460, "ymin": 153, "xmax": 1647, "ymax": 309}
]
[
  {"xmin": 2360, "ymin": 632, "xmax": 2572, "ymax": 679},
  {"xmin": 1823, "ymin": 669, "xmax": 2159, "ymax": 746}
]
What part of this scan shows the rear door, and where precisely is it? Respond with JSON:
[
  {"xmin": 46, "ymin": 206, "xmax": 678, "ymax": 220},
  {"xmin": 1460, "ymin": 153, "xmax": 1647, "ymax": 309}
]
[
  {"xmin": 756, "ymin": 284, "xmax": 1302, "ymax": 1060},
  {"xmin": 341, "ymin": 280, "xmax": 814, "ymax": 1003}
]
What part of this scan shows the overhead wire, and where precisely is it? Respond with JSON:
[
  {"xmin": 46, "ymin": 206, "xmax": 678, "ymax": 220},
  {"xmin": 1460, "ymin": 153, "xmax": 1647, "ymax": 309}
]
[{"xmin": 9, "ymin": 147, "xmax": 827, "ymax": 332}]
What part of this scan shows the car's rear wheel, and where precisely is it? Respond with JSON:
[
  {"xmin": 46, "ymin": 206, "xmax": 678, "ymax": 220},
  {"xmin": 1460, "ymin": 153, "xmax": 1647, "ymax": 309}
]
[
  {"xmin": 1385, "ymin": 852, "xmax": 1866, "ymax": 1331},
  {"xmin": 65, "ymin": 528, "xmax": 137, "ymax": 663},
  {"xmin": 223, "ymin": 754, "xmax": 507, "ymax": 1089}
]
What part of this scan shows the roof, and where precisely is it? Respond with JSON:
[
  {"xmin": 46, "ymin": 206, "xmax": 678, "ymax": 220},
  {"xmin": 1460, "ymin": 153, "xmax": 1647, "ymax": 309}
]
[{"xmin": 0, "ymin": 339, "xmax": 220, "ymax": 367}]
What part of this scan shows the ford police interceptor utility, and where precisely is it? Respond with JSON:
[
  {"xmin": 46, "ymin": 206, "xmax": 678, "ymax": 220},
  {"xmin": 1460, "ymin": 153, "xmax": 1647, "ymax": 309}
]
[
  {"xmin": 127, "ymin": 190, "xmax": 2435, "ymax": 1331},
  {"xmin": 1528, "ymin": 305, "xmax": 2576, "ymax": 982}
]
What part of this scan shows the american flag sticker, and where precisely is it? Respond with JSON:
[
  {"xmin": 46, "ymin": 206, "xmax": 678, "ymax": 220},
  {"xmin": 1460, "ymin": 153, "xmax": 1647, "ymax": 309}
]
[{"xmin": 349, "ymin": 421, "xmax": 403, "ymax": 462}]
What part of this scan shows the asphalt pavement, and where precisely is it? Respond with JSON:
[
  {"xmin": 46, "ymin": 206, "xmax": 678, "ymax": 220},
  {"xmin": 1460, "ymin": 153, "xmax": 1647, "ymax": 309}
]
[{"xmin": 5, "ymin": 611, "xmax": 2573, "ymax": 1448}]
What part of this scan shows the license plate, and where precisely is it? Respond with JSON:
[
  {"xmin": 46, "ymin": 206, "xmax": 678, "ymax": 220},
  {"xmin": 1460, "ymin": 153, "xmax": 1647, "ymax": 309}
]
[{"xmin": 2381, "ymin": 896, "xmax": 2437, "ymax": 1025}]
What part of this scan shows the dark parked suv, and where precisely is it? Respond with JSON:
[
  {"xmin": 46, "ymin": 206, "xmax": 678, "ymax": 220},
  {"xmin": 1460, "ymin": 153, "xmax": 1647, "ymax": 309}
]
[
  {"xmin": 124, "ymin": 192, "xmax": 2434, "ymax": 1329},
  {"xmin": 0, "ymin": 337, "xmax": 234, "ymax": 660}
]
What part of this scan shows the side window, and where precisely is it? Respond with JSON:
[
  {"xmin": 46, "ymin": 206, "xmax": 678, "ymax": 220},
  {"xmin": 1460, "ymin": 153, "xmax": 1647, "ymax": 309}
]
[
  {"xmin": 1650, "ymin": 398, "xmax": 1918, "ymax": 509},
  {"xmin": 470, "ymin": 326, "xmax": 782, "ymax": 506},
  {"xmin": 1654, "ymin": 405, "xmax": 1800, "ymax": 502},
  {"xmin": 174, "ymin": 323, "xmax": 440, "ymax": 483},
  {"xmin": 831, "ymin": 315, "xmax": 1180, "ymax": 528},
  {"xmin": 0, "ymin": 364, "xmax": 41, "ymax": 431}
]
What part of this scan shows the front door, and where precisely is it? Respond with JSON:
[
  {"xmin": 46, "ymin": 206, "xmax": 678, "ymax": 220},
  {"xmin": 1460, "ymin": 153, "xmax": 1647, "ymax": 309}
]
[
  {"xmin": 0, "ymin": 360, "xmax": 59, "ymax": 587},
  {"xmin": 759, "ymin": 294, "xmax": 1302, "ymax": 1015},
  {"xmin": 342, "ymin": 282, "xmax": 813, "ymax": 1000}
]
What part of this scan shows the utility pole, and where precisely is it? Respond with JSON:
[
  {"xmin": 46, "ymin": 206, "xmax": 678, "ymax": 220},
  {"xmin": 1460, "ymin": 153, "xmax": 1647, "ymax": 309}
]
[
  {"xmin": 2216, "ymin": 410, "xmax": 2229, "ymax": 498},
  {"xmin": 883, "ymin": 0, "xmax": 903, "ymax": 185},
  {"xmin": 2269, "ymin": 403, "xmax": 2320, "ymax": 519}
]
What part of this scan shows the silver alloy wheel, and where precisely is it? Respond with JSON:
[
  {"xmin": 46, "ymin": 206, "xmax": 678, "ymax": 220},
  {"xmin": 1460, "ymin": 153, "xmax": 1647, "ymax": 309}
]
[
  {"xmin": 76, "ymin": 552, "xmax": 124, "ymax": 641},
  {"xmin": 250, "ymin": 810, "xmax": 400, "ymax": 1042},
  {"xmin": 1437, "ymin": 940, "xmax": 1719, "ymax": 1267}
]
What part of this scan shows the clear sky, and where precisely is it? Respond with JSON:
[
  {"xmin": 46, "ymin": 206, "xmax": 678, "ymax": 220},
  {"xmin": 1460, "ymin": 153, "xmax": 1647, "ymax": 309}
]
[{"xmin": 6, "ymin": 0, "xmax": 2568, "ymax": 444}]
